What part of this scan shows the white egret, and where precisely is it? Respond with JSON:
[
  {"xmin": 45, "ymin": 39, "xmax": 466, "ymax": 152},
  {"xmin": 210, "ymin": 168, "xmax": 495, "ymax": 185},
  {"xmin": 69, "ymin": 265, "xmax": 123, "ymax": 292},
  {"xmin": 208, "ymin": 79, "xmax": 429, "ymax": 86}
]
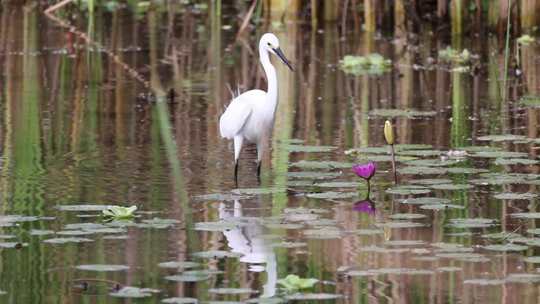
[{"xmin": 219, "ymin": 33, "xmax": 293, "ymax": 184}]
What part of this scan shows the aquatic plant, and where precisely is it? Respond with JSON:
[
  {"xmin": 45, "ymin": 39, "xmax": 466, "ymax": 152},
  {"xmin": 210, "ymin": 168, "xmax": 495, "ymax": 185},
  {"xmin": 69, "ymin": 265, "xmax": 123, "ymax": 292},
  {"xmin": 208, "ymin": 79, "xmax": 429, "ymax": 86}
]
[
  {"xmin": 517, "ymin": 34, "xmax": 535, "ymax": 46},
  {"xmin": 352, "ymin": 162, "xmax": 376, "ymax": 199},
  {"xmin": 339, "ymin": 54, "xmax": 392, "ymax": 76},
  {"xmin": 277, "ymin": 274, "xmax": 318, "ymax": 292},
  {"xmin": 102, "ymin": 206, "xmax": 137, "ymax": 220},
  {"xmin": 353, "ymin": 200, "xmax": 375, "ymax": 215},
  {"xmin": 384, "ymin": 120, "xmax": 397, "ymax": 184}
]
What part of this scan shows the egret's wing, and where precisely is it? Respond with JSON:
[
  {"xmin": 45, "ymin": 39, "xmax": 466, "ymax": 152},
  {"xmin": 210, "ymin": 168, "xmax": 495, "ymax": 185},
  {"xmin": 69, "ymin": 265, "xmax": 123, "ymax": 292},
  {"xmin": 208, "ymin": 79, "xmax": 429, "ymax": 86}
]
[{"xmin": 219, "ymin": 90, "xmax": 265, "ymax": 139}]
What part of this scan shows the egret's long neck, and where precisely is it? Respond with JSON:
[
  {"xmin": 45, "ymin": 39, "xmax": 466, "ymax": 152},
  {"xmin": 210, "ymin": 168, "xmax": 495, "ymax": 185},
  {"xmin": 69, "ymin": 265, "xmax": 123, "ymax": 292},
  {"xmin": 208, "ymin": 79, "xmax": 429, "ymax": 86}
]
[{"xmin": 259, "ymin": 48, "xmax": 278, "ymax": 113}]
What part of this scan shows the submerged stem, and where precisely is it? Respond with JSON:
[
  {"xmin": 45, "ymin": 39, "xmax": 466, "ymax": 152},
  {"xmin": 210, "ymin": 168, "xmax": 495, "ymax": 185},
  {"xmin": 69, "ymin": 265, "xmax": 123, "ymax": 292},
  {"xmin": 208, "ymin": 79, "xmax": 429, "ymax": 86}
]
[
  {"xmin": 390, "ymin": 144, "xmax": 397, "ymax": 185},
  {"xmin": 366, "ymin": 179, "xmax": 371, "ymax": 200}
]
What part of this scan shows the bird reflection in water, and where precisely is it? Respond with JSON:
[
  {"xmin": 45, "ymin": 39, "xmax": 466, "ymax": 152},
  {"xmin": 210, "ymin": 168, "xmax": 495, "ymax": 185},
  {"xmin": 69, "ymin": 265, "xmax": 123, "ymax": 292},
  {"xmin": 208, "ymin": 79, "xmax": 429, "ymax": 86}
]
[{"xmin": 218, "ymin": 200, "xmax": 277, "ymax": 297}]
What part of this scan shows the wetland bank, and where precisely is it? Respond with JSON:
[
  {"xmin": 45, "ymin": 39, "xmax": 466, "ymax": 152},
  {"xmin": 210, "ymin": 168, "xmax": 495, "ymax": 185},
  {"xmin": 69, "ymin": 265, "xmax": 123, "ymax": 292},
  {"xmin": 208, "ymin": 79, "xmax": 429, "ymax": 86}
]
[{"xmin": 1, "ymin": 1, "xmax": 540, "ymax": 303}]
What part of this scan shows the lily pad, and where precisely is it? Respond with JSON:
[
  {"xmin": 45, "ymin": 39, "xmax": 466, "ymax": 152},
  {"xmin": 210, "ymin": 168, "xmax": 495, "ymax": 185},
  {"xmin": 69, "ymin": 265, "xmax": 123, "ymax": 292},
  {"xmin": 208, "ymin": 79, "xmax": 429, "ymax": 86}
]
[
  {"xmin": 285, "ymin": 293, "xmax": 343, "ymax": 301},
  {"xmin": 494, "ymin": 158, "xmax": 539, "ymax": 165},
  {"xmin": 110, "ymin": 287, "xmax": 160, "ymax": 298},
  {"xmin": 303, "ymin": 228, "xmax": 343, "ymax": 239},
  {"xmin": 386, "ymin": 185, "xmax": 431, "ymax": 195},
  {"xmin": 464, "ymin": 279, "xmax": 505, "ymax": 285},
  {"xmin": 352, "ymin": 229, "xmax": 384, "ymax": 235},
  {"xmin": 162, "ymin": 297, "xmax": 199, "ymax": 304},
  {"xmin": 0, "ymin": 242, "xmax": 27, "ymax": 248},
  {"xmin": 511, "ymin": 213, "xmax": 540, "ymax": 219},
  {"xmin": 506, "ymin": 273, "xmax": 540, "ymax": 283},
  {"xmin": 494, "ymin": 192, "xmax": 538, "ymax": 200},
  {"xmin": 193, "ymin": 193, "xmax": 249, "ymax": 202},
  {"xmin": 347, "ymin": 268, "xmax": 434, "ymax": 276},
  {"xmin": 232, "ymin": 188, "xmax": 286, "ymax": 195},
  {"xmin": 420, "ymin": 204, "xmax": 464, "ymax": 210},
  {"xmin": 165, "ymin": 273, "xmax": 211, "ymax": 282},
  {"xmin": 375, "ymin": 221, "xmax": 426, "ymax": 229},
  {"xmin": 30, "ymin": 229, "xmax": 55, "ymax": 236},
  {"xmin": 306, "ymin": 191, "xmax": 356, "ymax": 200},
  {"xmin": 430, "ymin": 184, "xmax": 473, "ymax": 190},
  {"xmin": 384, "ymin": 240, "xmax": 425, "ymax": 246},
  {"xmin": 55, "ymin": 204, "xmax": 113, "ymax": 212},
  {"xmin": 76, "ymin": 264, "xmax": 129, "ymax": 272},
  {"xmin": 397, "ymin": 150, "xmax": 442, "ymax": 157},
  {"xmin": 194, "ymin": 221, "xmax": 245, "ymax": 231},
  {"xmin": 398, "ymin": 166, "xmax": 447, "ymax": 175},
  {"xmin": 289, "ymin": 160, "xmax": 353, "ymax": 170},
  {"xmin": 523, "ymin": 256, "xmax": 540, "ymax": 263},
  {"xmin": 471, "ymin": 151, "xmax": 528, "ymax": 158},
  {"xmin": 408, "ymin": 178, "xmax": 453, "ymax": 185},
  {"xmin": 287, "ymin": 171, "xmax": 341, "ymax": 180},
  {"xmin": 389, "ymin": 213, "xmax": 427, "ymax": 220},
  {"xmin": 284, "ymin": 145, "xmax": 336, "ymax": 153},
  {"xmin": 158, "ymin": 261, "xmax": 200, "ymax": 269},
  {"xmin": 43, "ymin": 237, "xmax": 93, "ymax": 244},
  {"xmin": 208, "ymin": 288, "xmax": 256, "ymax": 294},
  {"xmin": 192, "ymin": 250, "xmax": 243, "ymax": 259},
  {"xmin": 449, "ymin": 218, "xmax": 497, "ymax": 229},
  {"xmin": 482, "ymin": 244, "xmax": 528, "ymax": 252},
  {"xmin": 404, "ymin": 159, "xmax": 457, "ymax": 167},
  {"xmin": 447, "ymin": 167, "xmax": 489, "ymax": 174},
  {"xmin": 369, "ymin": 108, "xmax": 437, "ymax": 118},
  {"xmin": 477, "ymin": 134, "xmax": 526, "ymax": 142},
  {"xmin": 139, "ymin": 218, "xmax": 180, "ymax": 229},
  {"xmin": 314, "ymin": 181, "xmax": 359, "ymax": 188},
  {"xmin": 401, "ymin": 197, "xmax": 451, "ymax": 205}
]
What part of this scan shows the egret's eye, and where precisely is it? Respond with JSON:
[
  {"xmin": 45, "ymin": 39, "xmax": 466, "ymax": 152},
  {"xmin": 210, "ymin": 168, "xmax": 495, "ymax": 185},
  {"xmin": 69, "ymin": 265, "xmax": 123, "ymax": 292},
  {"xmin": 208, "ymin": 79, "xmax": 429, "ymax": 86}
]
[{"xmin": 267, "ymin": 42, "xmax": 271, "ymax": 46}]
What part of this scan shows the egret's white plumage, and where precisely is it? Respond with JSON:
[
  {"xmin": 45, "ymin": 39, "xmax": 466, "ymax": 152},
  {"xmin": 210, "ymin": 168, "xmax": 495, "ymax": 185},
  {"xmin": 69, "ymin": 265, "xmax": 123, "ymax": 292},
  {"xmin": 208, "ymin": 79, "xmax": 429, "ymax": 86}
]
[{"xmin": 219, "ymin": 33, "xmax": 293, "ymax": 183}]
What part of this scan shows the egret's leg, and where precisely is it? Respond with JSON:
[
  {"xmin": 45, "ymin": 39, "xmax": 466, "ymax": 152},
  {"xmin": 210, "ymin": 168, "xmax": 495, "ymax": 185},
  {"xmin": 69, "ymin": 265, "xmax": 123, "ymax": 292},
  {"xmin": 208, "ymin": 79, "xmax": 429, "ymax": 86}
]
[
  {"xmin": 256, "ymin": 141, "xmax": 265, "ymax": 181},
  {"xmin": 234, "ymin": 135, "xmax": 244, "ymax": 185}
]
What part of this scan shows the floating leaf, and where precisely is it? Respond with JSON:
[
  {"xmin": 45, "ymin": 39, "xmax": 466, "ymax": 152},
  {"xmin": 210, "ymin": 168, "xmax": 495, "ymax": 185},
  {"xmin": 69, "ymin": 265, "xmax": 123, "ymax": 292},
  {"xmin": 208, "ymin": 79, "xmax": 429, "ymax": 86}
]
[
  {"xmin": 285, "ymin": 293, "xmax": 342, "ymax": 301},
  {"xmin": 369, "ymin": 109, "xmax": 437, "ymax": 118},
  {"xmin": 102, "ymin": 205, "xmax": 137, "ymax": 219},
  {"xmin": 0, "ymin": 242, "xmax": 27, "ymax": 249},
  {"xmin": 398, "ymin": 166, "xmax": 447, "ymax": 175},
  {"xmin": 471, "ymin": 151, "xmax": 528, "ymax": 158},
  {"xmin": 404, "ymin": 159, "xmax": 457, "ymax": 167},
  {"xmin": 194, "ymin": 221, "xmax": 245, "ymax": 231},
  {"xmin": 376, "ymin": 221, "xmax": 426, "ymax": 229},
  {"xmin": 506, "ymin": 273, "xmax": 540, "ymax": 283},
  {"xmin": 43, "ymin": 237, "xmax": 93, "ymax": 244},
  {"xmin": 494, "ymin": 158, "xmax": 539, "ymax": 165},
  {"xmin": 401, "ymin": 197, "xmax": 451, "ymax": 205},
  {"xmin": 430, "ymin": 184, "xmax": 473, "ymax": 190},
  {"xmin": 290, "ymin": 160, "xmax": 352, "ymax": 170},
  {"xmin": 449, "ymin": 218, "xmax": 497, "ymax": 229},
  {"xmin": 208, "ymin": 288, "xmax": 256, "ymax": 295},
  {"xmin": 303, "ymin": 228, "xmax": 342, "ymax": 239},
  {"xmin": 519, "ymin": 95, "xmax": 540, "ymax": 108},
  {"xmin": 284, "ymin": 145, "xmax": 336, "ymax": 153},
  {"xmin": 352, "ymin": 229, "xmax": 384, "ymax": 235},
  {"xmin": 232, "ymin": 188, "xmax": 286, "ymax": 195},
  {"xmin": 162, "ymin": 297, "xmax": 199, "ymax": 304},
  {"xmin": 464, "ymin": 279, "xmax": 505, "ymax": 285},
  {"xmin": 494, "ymin": 192, "xmax": 538, "ymax": 200},
  {"xmin": 76, "ymin": 264, "xmax": 129, "ymax": 272},
  {"xmin": 347, "ymin": 268, "xmax": 434, "ymax": 276},
  {"xmin": 55, "ymin": 204, "xmax": 113, "ymax": 212},
  {"xmin": 511, "ymin": 213, "xmax": 540, "ymax": 219},
  {"xmin": 109, "ymin": 286, "xmax": 160, "ymax": 298},
  {"xmin": 193, "ymin": 193, "xmax": 249, "ymax": 202},
  {"xmin": 482, "ymin": 244, "xmax": 528, "ymax": 252},
  {"xmin": 314, "ymin": 181, "xmax": 359, "ymax": 188},
  {"xmin": 287, "ymin": 171, "xmax": 341, "ymax": 180},
  {"xmin": 30, "ymin": 229, "xmax": 54, "ymax": 236},
  {"xmin": 420, "ymin": 204, "xmax": 464, "ymax": 210},
  {"xmin": 523, "ymin": 256, "xmax": 540, "ymax": 263},
  {"xmin": 384, "ymin": 240, "xmax": 425, "ymax": 246},
  {"xmin": 389, "ymin": 213, "xmax": 426, "ymax": 220},
  {"xmin": 477, "ymin": 134, "xmax": 526, "ymax": 142},
  {"xmin": 192, "ymin": 250, "xmax": 243, "ymax": 259},
  {"xmin": 158, "ymin": 261, "xmax": 200, "ymax": 269},
  {"xmin": 139, "ymin": 218, "xmax": 180, "ymax": 229},
  {"xmin": 447, "ymin": 167, "xmax": 489, "ymax": 174},
  {"xmin": 386, "ymin": 185, "xmax": 431, "ymax": 195},
  {"xmin": 409, "ymin": 178, "xmax": 452, "ymax": 185},
  {"xmin": 277, "ymin": 274, "xmax": 319, "ymax": 291},
  {"xmin": 306, "ymin": 191, "xmax": 356, "ymax": 200}
]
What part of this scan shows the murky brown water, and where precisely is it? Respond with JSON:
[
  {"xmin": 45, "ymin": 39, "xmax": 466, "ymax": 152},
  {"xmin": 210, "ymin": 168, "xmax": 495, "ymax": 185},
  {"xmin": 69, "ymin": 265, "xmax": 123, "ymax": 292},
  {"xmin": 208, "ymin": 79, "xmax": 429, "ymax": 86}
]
[{"xmin": 1, "ymin": 2, "xmax": 540, "ymax": 304}]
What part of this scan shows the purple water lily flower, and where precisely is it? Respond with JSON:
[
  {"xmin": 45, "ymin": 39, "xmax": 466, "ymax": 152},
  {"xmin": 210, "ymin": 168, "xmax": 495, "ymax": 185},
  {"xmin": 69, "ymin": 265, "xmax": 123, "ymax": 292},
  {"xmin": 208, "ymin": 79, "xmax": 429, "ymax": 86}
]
[
  {"xmin": 352, "ymin": 162, "xmax": 376, "ymax": 180},
  {"xmin": 353, "ymin": 200, "xmax": 376, "ymax": 215},
  {"xmin": 353, "ymin": 162, "xmax": 376, "ymax": 200}
]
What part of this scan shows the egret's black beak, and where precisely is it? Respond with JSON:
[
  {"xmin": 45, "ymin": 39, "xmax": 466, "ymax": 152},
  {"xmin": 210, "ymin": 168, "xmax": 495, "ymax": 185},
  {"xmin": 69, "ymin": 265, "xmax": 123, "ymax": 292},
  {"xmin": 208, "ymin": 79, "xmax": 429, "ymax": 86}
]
[{"xmin": 273, "ymin": 47, "xmax": 294, "ymax": 72}]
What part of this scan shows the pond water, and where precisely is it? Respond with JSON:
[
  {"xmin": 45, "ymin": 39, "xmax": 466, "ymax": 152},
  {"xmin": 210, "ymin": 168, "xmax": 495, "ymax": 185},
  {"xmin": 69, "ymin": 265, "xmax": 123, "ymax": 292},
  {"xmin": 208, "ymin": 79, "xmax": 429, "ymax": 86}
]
[{"xmin": 1, "ymin": 2, "xmax": 540, "ymax": 304}]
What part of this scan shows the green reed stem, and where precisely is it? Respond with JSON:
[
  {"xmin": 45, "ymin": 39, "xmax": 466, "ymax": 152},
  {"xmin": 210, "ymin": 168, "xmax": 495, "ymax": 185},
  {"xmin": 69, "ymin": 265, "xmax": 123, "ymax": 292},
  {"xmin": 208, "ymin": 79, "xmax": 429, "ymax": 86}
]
[{"xmin": 502, "ymin": 0, "xmax": 511, "ymax": 102}]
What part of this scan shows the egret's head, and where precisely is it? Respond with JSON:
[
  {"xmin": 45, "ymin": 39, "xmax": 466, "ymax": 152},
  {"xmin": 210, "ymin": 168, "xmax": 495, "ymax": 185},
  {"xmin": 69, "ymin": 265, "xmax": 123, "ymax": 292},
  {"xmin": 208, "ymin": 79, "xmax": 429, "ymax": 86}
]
[{"xmin": 260, "ymin": 33, "xmax": 294, "ymax": 71}]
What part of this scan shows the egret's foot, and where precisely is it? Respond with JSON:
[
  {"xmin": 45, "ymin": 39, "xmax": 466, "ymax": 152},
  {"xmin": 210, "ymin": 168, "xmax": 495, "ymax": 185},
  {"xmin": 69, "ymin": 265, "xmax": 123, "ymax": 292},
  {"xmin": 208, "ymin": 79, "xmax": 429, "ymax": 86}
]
[
  {"xmin": 257, "ymin": 162, "xmax": 261, "ymax": 182},
  {"xmin": 234, "ymin": 162, "xmax": 239, "ymax": 187}
]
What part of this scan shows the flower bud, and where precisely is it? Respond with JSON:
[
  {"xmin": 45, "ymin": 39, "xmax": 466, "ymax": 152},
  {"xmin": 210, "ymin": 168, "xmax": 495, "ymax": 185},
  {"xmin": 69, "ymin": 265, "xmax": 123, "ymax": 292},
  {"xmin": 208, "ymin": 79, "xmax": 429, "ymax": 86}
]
[{"xmin": 384, "ymin": 120, "xmax": 394, "ymax": 145}]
